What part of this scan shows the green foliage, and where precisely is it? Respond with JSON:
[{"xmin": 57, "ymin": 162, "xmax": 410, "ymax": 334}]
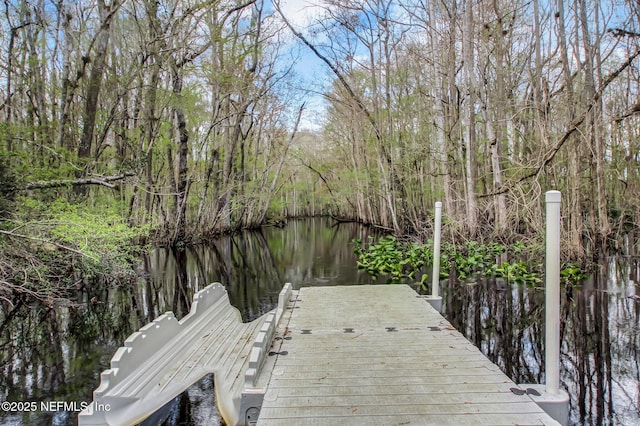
[
  {"xmin": 494, "ymin": 261, "xmax": 542, "ymax": 286},
  {"xmin": 354, "ymin": 236, "xmax": 588, "ymax": 289},
  {"xmin": 511, "ymin": 240, "xmax": 527, "ymax": 255},
  {"xmin": 354, "ymin": 236, "xmax": 404, "ymax": 283},
  {"xmin": 267, "ymin": 197, "xmax": 287, "ymax": 217},
  {"xmin": 560, "ymin": 262, "xmax": 588, "ymax": 287},
  {"xmin": 353, "ymin": 236, "xmax": 446, "ymax": 285},
  {"xmin": 11, "ymin": 197, "xmax": 149, "ymax": 282},
  {"xmin": 51, "ymin": 206, "xmax": 148, "ymax": 272},
  {"xmin": 443, "ymin": 240, "xmax": 500, "ymax": 280}
]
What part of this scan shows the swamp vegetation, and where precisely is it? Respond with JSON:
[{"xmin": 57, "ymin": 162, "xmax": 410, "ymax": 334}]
[
  {"xmin": 1, "ymin": 219, "xmax": 638, "ymax": 425},
  {"xmin": 0, "ymin": 0, "xmax": 640, "ymax": 424},
  {"xmin": 1, "ymin": 0, "xmax": 640, "ymax": 300},
  {"xmin": 354, "ymin": 235, "xmax": 588, "ymax": 286}
]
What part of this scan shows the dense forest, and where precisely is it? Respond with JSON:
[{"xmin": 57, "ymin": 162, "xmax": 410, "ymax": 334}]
[{"xmin": 1, "ymin": 0, "xmax": 640, "ymax": 305}]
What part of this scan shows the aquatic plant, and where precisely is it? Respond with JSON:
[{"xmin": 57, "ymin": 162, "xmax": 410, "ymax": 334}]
[
  {"xmin": 353, "ymin": 236, "xmax": 441, "ymax": 284},
  {"xmin": 354, "ymin": 236, "xmax": 587, "ymax": 288},
  {"xmin": 560, "ymin": 262, "xmax": 589, "ymax": 287},
  {"xmin": 494, "ymin": 260, "xmax": 542, "ymax": 286}
]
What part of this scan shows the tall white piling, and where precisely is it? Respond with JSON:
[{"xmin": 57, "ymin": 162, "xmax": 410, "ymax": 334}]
[
  {"xmin": 545, "ymin": 190, "xmax": 561, "ymax": 395},
  {"xmin": 426, "ymin": 202, "xmax": 443, "ymax": 312},
  {"xmin": 518, "ymin": 190, "xmax": 568, "ymax": 425},
  {"xmin": 431, "ymin": 202, "xmax": 442, "ymax": 299}
]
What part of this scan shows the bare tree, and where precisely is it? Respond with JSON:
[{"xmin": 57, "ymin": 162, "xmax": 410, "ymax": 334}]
[{"xmin": 462, "ymin": 0, "xmax": 478, "ymax": 235}]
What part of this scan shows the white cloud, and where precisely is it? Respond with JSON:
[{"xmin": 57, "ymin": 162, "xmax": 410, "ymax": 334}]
[{"xmin": 277, "ymin": 0, "xmax": 324, "ymax": 29}]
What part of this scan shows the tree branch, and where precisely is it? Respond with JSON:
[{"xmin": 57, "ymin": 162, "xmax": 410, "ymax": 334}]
[
  {"xmin": 23, "ymin": 173, "xmax": 135, "ymax": 191},
  {"xmin": 0, "ymin": 229, "xmax": 97, "ymax": 260},
  {"xmin": 607, "ymin": 28, "xmax": 640, "ymax": 38},
  {"xmin": 273, "ymin": 0, "xmax": 382, "ymax": 143},
  {"xmin": 481, "ymin": 48, "xmax": 640, "ymax": 198},
  {"xmin": 614, "ymin": 103, "xmax": 640, "ymax": 122}
]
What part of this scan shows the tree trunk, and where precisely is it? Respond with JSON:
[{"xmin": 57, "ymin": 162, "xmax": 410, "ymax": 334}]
[
  {"xmin": 171, "ymin": 70, "xmax": 190, "ymax": 246},
  {"xmin": 579, "ymin": 0, "xmax": 610, "ymax": 252},
  {"xmin": 463, "ymin": 0, "xmax": 478, "ymax": 235},
  {"xmin": 485, "ymin": 110, "xmax": 507, "ymax": 232},
  {"xmin": 487, "ymin": 0, "xmax": 509, "ymax": 233},
  {"xmin": 258, "ymin": 105, "xmax": 304, "ymax": 224},
  {"xmin": 557, "ymin": 0, "xmax": 583, "ymax": 256},
  {"xmin": 77, "ymin": 0, "xmax": 112, "ymax": 171},
  {"xmin": 140, "ymin": 0, "xmax": 163, "ymax": 225},
  {"xmin": 429, "ymin": 0, "xmax": 455, "ymax": 218}
]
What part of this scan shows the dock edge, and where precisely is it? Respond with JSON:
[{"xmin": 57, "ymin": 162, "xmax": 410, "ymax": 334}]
[{"xmin": 239, "ymin": 282, "xmax": 292, "ymax": 426}]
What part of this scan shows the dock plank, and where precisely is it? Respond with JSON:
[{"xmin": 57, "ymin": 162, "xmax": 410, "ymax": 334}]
[
  {"xmin": 257, "ymin": 285, "xmax": 559, "ymax": 426},
  {"xmin": 256, "ymin": 413, "xmax": 553, "ymax": 426}
]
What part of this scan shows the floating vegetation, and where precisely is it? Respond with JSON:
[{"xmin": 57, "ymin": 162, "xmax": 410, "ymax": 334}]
[
  {"xmin": 354, "ymin": 236, "xmax": 587, "ymax": 289},
  {"xmin": 353, "ymin": 236, "xmax": 441, "ymax": 284},
  {"xmin": 494, "ymin": 260, "xmax": 542, "ymax": 286}
]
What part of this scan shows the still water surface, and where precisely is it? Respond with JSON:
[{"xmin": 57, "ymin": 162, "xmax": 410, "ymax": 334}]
[{"xmin": 0, "ymin": 218, "xmax": 638, "ymax": 425}]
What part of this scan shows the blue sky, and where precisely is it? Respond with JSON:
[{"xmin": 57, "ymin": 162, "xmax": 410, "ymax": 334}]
[{"xmin": 277, "ymin": 0, "xmax": 331, "ymax": 131}]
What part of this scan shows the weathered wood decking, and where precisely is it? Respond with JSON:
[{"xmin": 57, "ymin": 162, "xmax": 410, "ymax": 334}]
[
  {"xmin": 258, "ymin": 285, "xmax": 559, "ymax": 425},
  {"xmin": 80, "ymin": 283, "xmax": 560, "ymax": 425}
]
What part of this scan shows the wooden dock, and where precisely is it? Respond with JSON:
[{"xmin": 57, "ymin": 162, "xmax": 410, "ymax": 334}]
[
  {"xmin": 80, "ymin": 283, "xmax": 560, "ymax": 425},
  {"xmin": 257, "ymin": 285, "xmax": 559, "ymax": 425}
]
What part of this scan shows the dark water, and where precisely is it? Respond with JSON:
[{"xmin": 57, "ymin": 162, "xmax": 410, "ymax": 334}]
[
  {"xmin": 442, "ymin": 262, "xmax": 640, "ymax": 425},
  {"xmin": 0, "ymin": 217, "xmax": 639, "ymax": 425}
]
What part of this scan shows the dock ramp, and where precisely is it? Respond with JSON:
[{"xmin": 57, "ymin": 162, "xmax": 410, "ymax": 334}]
[
  {"xmin": 79, "ymin": 282, "xmax": 292, "ymax": 426},
  {"xmin": 81, "ymin": 283, "xmax": 561, "ymax": 425}
]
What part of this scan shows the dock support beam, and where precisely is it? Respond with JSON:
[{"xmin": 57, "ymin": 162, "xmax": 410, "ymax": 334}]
[
  {"xmin": 520, "ymin": 190, "xmax": 569, "ymax": 426},
  {"xmin": 426, "ymin": 201, "xmax": 443, "ymax": 312}
]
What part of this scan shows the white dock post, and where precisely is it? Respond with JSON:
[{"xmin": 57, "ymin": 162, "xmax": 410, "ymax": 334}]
[
  {"xmin": 519, "ymin": 190, "xmax": 569, "ymax": 426},
  {"xmin": 426, "ymin": 201, "xmax": 443, "ymax": 312},
  {"xmin": 545, "ymin": 190, "xmax": 561, "ymax": 395}
]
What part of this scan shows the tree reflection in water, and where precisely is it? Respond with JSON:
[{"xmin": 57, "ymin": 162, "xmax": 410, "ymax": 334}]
[
  {"xmin": 1, "ymin": 219, "xmax": 639, "ymax": 425},
  {"xmin": 442, "ymin": 258, "xmax": 640, "ymax": 425}
]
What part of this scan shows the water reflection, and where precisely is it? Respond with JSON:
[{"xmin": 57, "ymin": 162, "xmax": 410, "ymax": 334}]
[
  {"xmin": 0, "ymin": 288, "xmax": 142, "ymax": 425},
  {"xmin": 443, "ymin": 278, "xmax": 546, "ymax": 385},
  {"xmin": 1, "ymin": 218, "xmax": 638, "ymax": 425},
  {"xmin": 441, "ymin": 259, "xmax": 640, "ymax": 426},
  {"xmin": 560, "ymin": 259, "xmax": 640, "ymax": 425},
  {"xmin": 143, "ymin": 218, "xmax": 384, "ymax": 322}
]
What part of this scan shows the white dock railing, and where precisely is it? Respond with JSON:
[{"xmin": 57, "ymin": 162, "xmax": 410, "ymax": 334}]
[{"xmin": 79, "ymin": 282, "xmax": 293, "ymax": 426}]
